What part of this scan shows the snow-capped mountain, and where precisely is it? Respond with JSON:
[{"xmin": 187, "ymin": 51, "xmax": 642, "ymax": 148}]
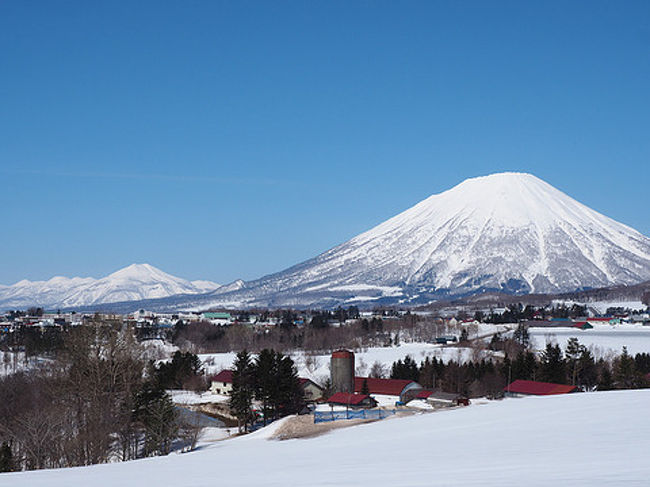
[
  {"xmin": 6, "ymin": 173, "xmax": 649, "ymax": 312},
  {"xmin": 0, "ymin": 264, "xmax": 220, "ymax": 310},
  {"xmin": 174, "ymin": 172, "xmax": 650, "ymax": 309}
]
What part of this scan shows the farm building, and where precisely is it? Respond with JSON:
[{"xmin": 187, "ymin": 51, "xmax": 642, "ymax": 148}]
[
  {"xmin": 327, "ymin": 392, "xmax": 377, "ymax": 409},
  {"xmin": 209, "ymin": 369, "xmax": 233, "ymax": 395},
  {"xmin": 504, "ymin": 380, "xmax": 577, "ymax": 397},
  {"xmin": 410, "ymin": 390, "xmax": 469, "ymax": 408},
  {"xmin": 299, "ymin": 378, "xmax": 324, "ymax": 402},
  {"xmin": 354, "ymin": 377, "xmax": 422, "ymax": 402}
]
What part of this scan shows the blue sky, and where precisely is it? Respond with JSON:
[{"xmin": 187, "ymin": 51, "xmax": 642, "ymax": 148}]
[{"xmin": 1, "ymin": 1, "xmax": 649, "ymax": 285}]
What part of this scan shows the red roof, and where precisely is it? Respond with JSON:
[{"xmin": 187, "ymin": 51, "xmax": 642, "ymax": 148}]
[
  {"xmin": 504, "ymin": 380, "xmax": 577, "ymax": 395},
  {"xmin": 212, "ymin": 370, "xmax": 233, "ymax": 383},
  {"xmin": 354, "ymin": 377, "xmax": 415, "ymax": 396},
  {"xmin": 327, "ymin": 392, "xmax": 371, "ymax": 406},
  {"xmin": 415, "ymin": 390, "xmax": 433, "ymax": 399},
  {"xmin": 332, "ymin": 350, "xmax": 354, "ymax": 359}
]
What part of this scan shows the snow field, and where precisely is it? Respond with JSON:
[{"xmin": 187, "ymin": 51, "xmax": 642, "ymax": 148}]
[
  {"xmin": 529, "ymin": 323, "xmax": 650, "ymax": 356},
  {"xmin": 6, "ymin": 389, "xmax": 650, "ymax": 486}
]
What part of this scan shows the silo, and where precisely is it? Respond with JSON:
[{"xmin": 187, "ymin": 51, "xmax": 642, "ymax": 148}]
[{"xmin": 330, "ymin": 350, "xmax": 355, "ymax": 393}]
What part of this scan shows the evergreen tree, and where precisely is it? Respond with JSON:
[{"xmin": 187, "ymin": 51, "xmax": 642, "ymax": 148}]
[
  {"xmin": 613, "ymin": 347, "xmax": 640, "ymax": 389},
  {"xmin": 253, "ymin": 349, "xmax": 303, "ymax": 424},
  {"xmin": 577, "ymin": 347, "xmax": 598, "ymax": 390},
  {"xmin": 390, "ymin": 355, "xmax": 419, "ymax": 381},
  {"xmin": 0, "ymin": 442, "xmax": 13, "ymax": 472},
  {"xmin": 361, "ymin": 378, "xmax": 370, "ymax": 395},
  {"xmin": 254, "ymin": 349, "xmax": 277, "ymax": 426},
  {"xmin": 154, "ymin": 351, "xmax": 203, "ymax": 389},
  {"xmin": 512, "ymin": 323, "xmax": 530, "ymax": 348},
  {"xmin": 511, "ymin": 351, "xmax": 536, "ymax": 381},
  {"xmin": 565, "ymin": 337, "xmax": 584, "ymax": 386},
  {"xmin": 276, "ymin": 354, "xmax": 303, "ymax": 416},
  {"xmin": 538, "ymin": 343, "xmax": 567, "ymax": 384},
  {"xmin": 598, "ymin": 361, "xmax": 614, "ymax": 391},
  {"xmin": 230, "ymin": 350, "xmax": 255, "ymax": 433},
  {"xmin": 133, "ymin": 381, "xmax": 179, "ymax": 456}
]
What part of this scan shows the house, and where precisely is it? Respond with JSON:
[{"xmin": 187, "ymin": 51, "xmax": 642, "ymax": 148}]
[
  {"xmin": 410, "ymin": 390, "xmax": 469, "ymax": 408},
  {"xmin": 504, "ymin": 379, "xmax": 577, "ymax": 397},
  {"xmin": 573, "ymin": 321, "xmax": 594, "ymax": 330},
  {"xmin": 201, "ymin": 312, "xmax": 233, "ymax": 325},
  {"xmin": 354, "ymin": 377, "xmax": 422, "ymax": 402},
  {"xmin": 327, "ymin": 392, "xmax": 377, "ymax": 409},
  {"xmin": 299, "ymin": 378, "xmax": 324, "ymax": 402},
  {"xmin": 209, "ymin": 370, "xmax": 233, "ymax": 395},
  {"xmin": 435, "ymin": 335, "xmax": 458, "ymax": 344},
  {"xmin": 427, "ymin": 391, "xmax": 469, "ymax": 407},
  {"xmin": 586, "ymin": 317, "xmax": 617, "ymax": 325}
]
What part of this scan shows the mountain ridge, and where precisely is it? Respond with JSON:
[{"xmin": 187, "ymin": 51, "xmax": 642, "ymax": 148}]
[
  {"xmin": 0, "ymin": 264, "xmax": 220, "ymax": 310},
  {"xmin": 3, "ymin": 172, "xmax": 649, "ymax": 311},
  {"xmin": 183, "ymin": 172, "xmax": 650, "ymax": 309}
]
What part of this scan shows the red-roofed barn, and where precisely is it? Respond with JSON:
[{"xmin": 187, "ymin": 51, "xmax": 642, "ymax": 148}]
[
  {"xmin": 504, "ymin": 380, "xmax": 577, "ymax": 397},
  {"xmin": 327, "ymin": 393, "xmax": 377, "ymax": 409},
  {"xmin": 354, "ymin": 377, "xmax": 422, "ymax": 401}
]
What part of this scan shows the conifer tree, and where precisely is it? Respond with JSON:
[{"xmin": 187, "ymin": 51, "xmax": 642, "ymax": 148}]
[
  {"xmin": 577, "ymin": 347, "xmax": 598, "ymax": 390},
  {"xmin": 276, "ymin": 354, "xmax": 303, "ymax": 416},
  {"xmin": 230, "ymin": 350, "xmax": 255, "ymax": 433},
  {"xmin": 565, "ymin": 337, "xmax": 584, "ymax": 386},
  {"xmin": 0, "ymin": 442, "xmax": 13, "ymax": 472},
  {"xmin": 613, "ymin": 347, "xmax": 639, "ymax": 389},
  {"xmin": 538, "ymin": 343, "xmax": 567, "ymax": 384},
  {"xmin": 361, "ymin": 378, "xmax": 370, "ymax": 395},
  {"xmin": 254, "ymin": 349, "xmax": 277, "ymax": 425},
  {"xmin": 513, "ymin": 323, "xmax": 530, "ymax": 348}
]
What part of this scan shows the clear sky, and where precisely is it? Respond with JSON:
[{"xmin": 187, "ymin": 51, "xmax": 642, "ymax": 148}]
[{"xmin": 1, "ymin": 1, "xmax": 649, "ymax": 285}]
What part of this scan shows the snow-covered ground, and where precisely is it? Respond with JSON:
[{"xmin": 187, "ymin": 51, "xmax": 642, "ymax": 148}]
[
  {"xmin": 6, "ymin": 389, "xmax": 650, "ymax": 486},
  {"xmin": 529, "ymin": 323, "xmax": 650, "ymax": 356},
  {"xmin": 168, "ymin": 390, "xmax": 229, "ymax": 405},
  {"xmin": 0, "ymin": 351, "xmax": 52, "ymax": 376}
]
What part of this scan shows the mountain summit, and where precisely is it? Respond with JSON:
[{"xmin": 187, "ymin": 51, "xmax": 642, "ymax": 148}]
[
  {"xmin": 0, "ymin": 264, "xmax": 220, "ymax": 310},
  {"xmin": 4, "ymin": 173, "xmax": 649, "ymax": 311},
  {"xmin": 188, "ymin": 172, "xmax": 650, "ymax": 308}
]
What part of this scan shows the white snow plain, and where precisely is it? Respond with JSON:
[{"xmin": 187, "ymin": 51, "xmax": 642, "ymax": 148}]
[
  {"xmin": 529, "ymin": 323, "xmax": 650, "ymax": 356},
  {"xmin": 5, "ymin": 389, "xmax": 650, "ymax": 486}
]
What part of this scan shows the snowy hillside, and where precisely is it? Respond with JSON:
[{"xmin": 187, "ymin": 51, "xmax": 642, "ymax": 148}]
[
  {"xmin": 6, "ymin": 389, "xmax": 650, "ymax": 486},
  {"xmin": 0, "ymin": 264, "xmax": 220, "ymax": 310},
  {"xmin": 170, "ymin": 172, "xmax": 650, "ymax": 309}
]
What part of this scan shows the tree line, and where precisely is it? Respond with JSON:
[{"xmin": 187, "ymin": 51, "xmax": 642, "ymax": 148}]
[
  {"xmin": 0, "ymin": 320, "xmax": 203, "ymax": 473},
  {"xmin": 390, "ymin": 334, "xmax": 650, "ymax": 398}
]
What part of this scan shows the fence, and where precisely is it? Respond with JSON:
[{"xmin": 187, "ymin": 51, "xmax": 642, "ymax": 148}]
[{"xmin": 314, "ymin": 409, "xmax": 397, "ymax": 424}]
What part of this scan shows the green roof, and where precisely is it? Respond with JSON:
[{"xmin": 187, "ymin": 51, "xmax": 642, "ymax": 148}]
[{"xmin": 203, "ymin": 312, "xmax": 232, "ymax": 319}]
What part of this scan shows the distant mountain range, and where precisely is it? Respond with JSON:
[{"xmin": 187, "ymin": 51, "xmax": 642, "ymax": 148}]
[
  {"xmin": 4, "ymin": 172, "xmax": 650, "ymax": 312},
  {"xmin": 0, "ymin": 264, "xmax": 220, "ymax": 310}
]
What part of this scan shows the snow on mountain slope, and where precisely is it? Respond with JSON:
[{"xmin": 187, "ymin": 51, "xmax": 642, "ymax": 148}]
[
  {"xmin": 187, "ymin": 172, "xmax": 650, "ymax": 309},
  {"xmin": 6, "ymin": 389, "xmax": 650, "ymax": 486},
  {"xmin": 0, "ymin": 264, "xmax": 220, "ymax": 309}
]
